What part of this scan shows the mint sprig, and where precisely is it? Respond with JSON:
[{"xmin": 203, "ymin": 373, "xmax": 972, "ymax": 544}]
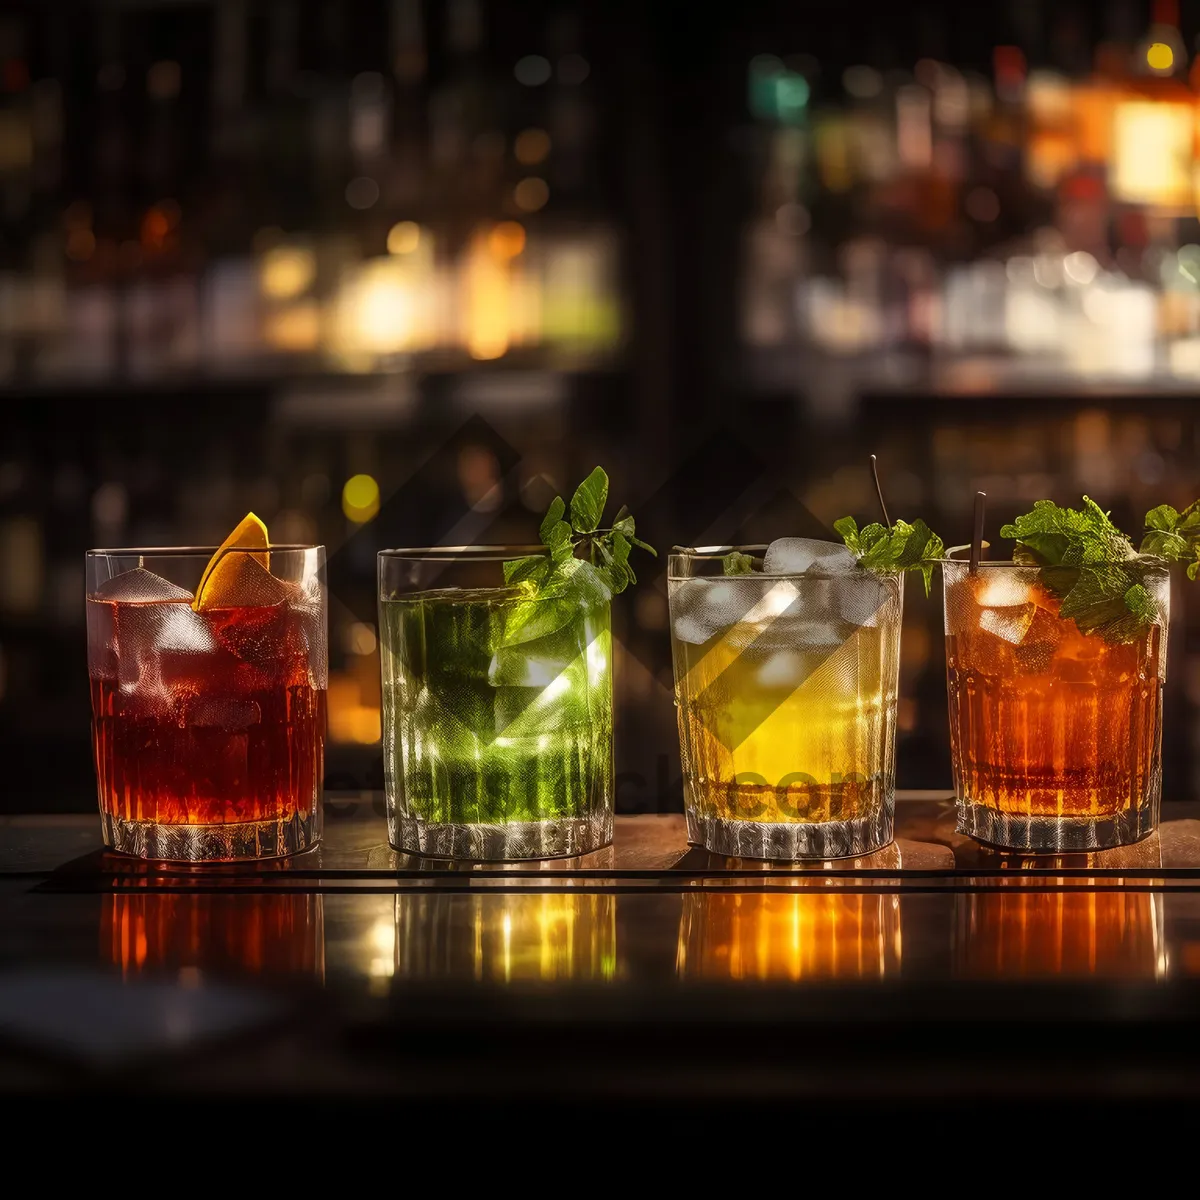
[
  {"xmin": 999, "ymin": 496, "xmax": 1160, "ymax": 644},
  {"xmin": 1141, "ymin": 501, "xmax": 1200, "ymax": 580},
  {"xmin": 834, "ymin": 516, "xmax": 945, "ymax": 597},
  {"xmin": 503, "ymin": 466, "xmax": 656, "ymax": 597},
  {"xmin": 1001, "ymin": 496, "xmax": 1133, "ymax": 568}
]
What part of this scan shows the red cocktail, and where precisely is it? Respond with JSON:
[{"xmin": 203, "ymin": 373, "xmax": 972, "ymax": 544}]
[{"xmin": 86, "ymin": 518, "xmax": 326, "ymax": 860}]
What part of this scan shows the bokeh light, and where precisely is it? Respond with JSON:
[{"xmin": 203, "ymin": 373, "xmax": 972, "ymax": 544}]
[
  {"xmin": 260, "ymin": 246, "xmax": 316, "ymax": 299},
  {"xmin": 514, "ymin": 177, "xmax": 549, "ymax": 212},
  {"xmin": 342, "ymin": 474, "xmax": 381, "ymax": 523},
  {"xmin": 1147, "ymin": 43, "xmax": 1174, "ymax": 71},
  {"xmin": 387, "ymin": 221, "xmax": 421, "ymax": 255},
  {"xmin": 488, "ymin": 221, "xmax": 526, "ymax": 259},
  {"xmin": 514, "ymin": 55, "xmax": 551, "ymax": 86},
  {"xmin": 514, "ymin": 128, "xmax": 551, "ymax": 165}
]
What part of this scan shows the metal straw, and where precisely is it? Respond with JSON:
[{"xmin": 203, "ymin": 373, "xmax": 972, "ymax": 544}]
[
  {"xmin": 970, "ymin": 491, "xmax": 986, "ymax": 574},
  {"xmin": 870, "ymin": 454, "xmax": 891, "ymax": 527}
]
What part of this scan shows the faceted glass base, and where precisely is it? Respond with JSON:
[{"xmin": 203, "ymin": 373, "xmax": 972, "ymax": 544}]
[
  {"xmin": 956, "ymin": 798, "xmax": 1158, "ymax": 852},
  {"xmin": 686, "ymin": 804, "xmax": 894, "ymax": 861},
  {"xmin": 101, "ymin": 810, "xmax": 320, "ymax": 862},
  {"xmin": 390, "ymin": 811, "xmax": 613, "ymax": 860}
]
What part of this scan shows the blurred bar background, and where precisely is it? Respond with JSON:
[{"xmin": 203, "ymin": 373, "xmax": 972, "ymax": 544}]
[{"xmin": 5, "ymin": 0, "xmax": 1200, "ymax": 812}]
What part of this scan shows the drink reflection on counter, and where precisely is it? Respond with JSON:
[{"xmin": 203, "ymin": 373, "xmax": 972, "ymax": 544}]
[
  {"xmin": 394, "ymin": 894, "xmax": 616, "ymax": 983},
  {"xmin": 955, "ymin": 889, "xmax": 1166, "ymax": 980},
  {"xmin": 103, "ymin": 893, "xmax": 325, "ymax": 982},
  {"xmin": 676, "ymin": 892, "xmax": 902, "ymax": 981}
]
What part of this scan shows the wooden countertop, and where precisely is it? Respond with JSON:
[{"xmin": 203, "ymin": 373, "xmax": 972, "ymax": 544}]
[{"xmin": 3, "ymin": 794, "xmax": 1200, "ymax": 1113}]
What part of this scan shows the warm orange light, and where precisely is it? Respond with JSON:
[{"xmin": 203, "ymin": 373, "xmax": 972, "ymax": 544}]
[
  {"xmin": 327, "ymin": 674, "xmax": 382, "ymax": 744},
  {"xmin": 260, "ymin": 246, "xmax": 316, "ymax": 299},
  {"xmin": 514, "ymin": 128, "xmax": 551, "ymax": 165},
  {"xmin": 141, "ymin": 207, "xmax": 170, "ymax": 249},
  {"xmin": 263, "ymin": 302, "xmax": 320, "ymax": 352},
  {"xmin": 1112, "ymin": 99, "xmax": 1193, "ymax": 208},
  {"xmin": 387, "ymin": 221, "xmax": 421, "ymax": 255},
  {"xmin": 464, "ymin": 230, "xmax": 513, "ymax": 360},
  {"xmin": 487, "ymin": 221, "xmax": 526, "ymax": 259},
  {"xmin": 677, "ymin": 893, "xmax": 902, "ymax": 982}
]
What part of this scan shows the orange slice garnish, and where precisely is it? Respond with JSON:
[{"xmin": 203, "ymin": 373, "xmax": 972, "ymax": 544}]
[{"xmin": 193, "ymin": 513, "xmax": 270, "ymax": 611}]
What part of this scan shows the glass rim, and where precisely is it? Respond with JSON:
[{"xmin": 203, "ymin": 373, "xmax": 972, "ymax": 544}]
[
  {"xmin": 669, "ymin": 544, "xmax": 769, "ymax": 557},
  {"xmin": 87, "ymin": 544, "xmax": 324, "ymax": 557},
  {"xmin": 941, "ymin": 546, "xmax": 1170, "ymax": 571},
  {"xmin": 379, "ymin": 545, "xmax": 547, "ymax": 563},
  {"xmin": 667, "ymin": 544, "xmax": 902, "ymax": 582}
]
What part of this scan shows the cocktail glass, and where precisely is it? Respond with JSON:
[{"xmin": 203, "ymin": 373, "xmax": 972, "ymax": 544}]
[
  {"xmin": 943, "ymin": 556, "xmax": 1167, "ymax": 851},
  {"xmin": 86, "ymin": 545, "xmax": 326, "ymax": 861},
  {"xmin": 668, "ymin": 546, "xmax": 903, "ymax": 860},
  {"xmin": 378, "ymin": 546, "xmax": 613, "ymax": 859}
]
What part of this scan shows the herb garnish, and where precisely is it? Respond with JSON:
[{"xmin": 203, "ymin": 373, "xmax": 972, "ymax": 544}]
[
  {"xmin": 999, "ymin": 496, "xmax": 1185, "ymax": 644},
  {"xmin": 834, "ymin": 516, "xmax": 945, "ymax": 596},
  {"xmin": 503, "ymin": 467, "xmax": 656, "ymax": 597},
  {"xmin": 1141, "ymin": 502, "xmax": 1200, "ymax": 580}
]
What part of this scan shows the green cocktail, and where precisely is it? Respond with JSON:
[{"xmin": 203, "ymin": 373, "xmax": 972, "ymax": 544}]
[
  {"xmin": 378, "ymin": 468, "xmax": 653, "ymax": 860},
  {"xmin": 380, "ymin": 561, "xmax": 612, "ymax": 858}
]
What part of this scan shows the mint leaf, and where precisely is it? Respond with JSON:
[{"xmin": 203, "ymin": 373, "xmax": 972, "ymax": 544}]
[
  {"xmin": 1140, "ymin": 498, "xmax": 1200, "ymax": 580},
  {"xmin": 597, "ymin": 530, "xmax": 635, "ymax": 591},
  {"xmin": 722, "ymin": 550, "xmax": 754, "ymax": 575},
  {"xmin": 503, "ymin": 555, "xmax": 551, "ymax": 588},
  {"xmin": 1058, "ymin": 570, "xmax": 1159, "ymax": 644},
  {"xmin": 505, "ymin": 466, "xmax": 655, "ymax": 600},
  {"xmin": 612, "ymin": 510, "xmax": 658, "ymax": 557},
  {"xmin": 836, "ymin": 515, "xmax": 945, "ymax": 597},
  {"xmin": 1002, "ymin": 496, "xmax": 1160, "ymax": 644},
  {"xmin": 1000, "ymin": 497, "xmax": 1132, "ymax": 567},
  {"xmin": 539, "ymin": 495, "xmax": 571, "ymax": 549},
  {"xmin": 570, "ymin": 467, "xmax": 608, "ymax": 534},
  {"xmin": 1145, "ymin": 504, "xmax": 1179, "ymax": 532},
  {"xmin": 833, "ymin": 516, "xmax": 859, "ymax": 554}
]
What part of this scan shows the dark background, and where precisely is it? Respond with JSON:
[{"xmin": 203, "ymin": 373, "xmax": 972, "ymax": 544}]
[{"xmin": 4, "ymin": 0, "xmax": 1200, "ymax": 812}]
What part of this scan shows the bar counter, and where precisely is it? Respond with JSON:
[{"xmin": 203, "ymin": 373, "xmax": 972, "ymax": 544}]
[{"xmin": 5, "ymin": 793, "xmax": 1200, "ymax": 1113}]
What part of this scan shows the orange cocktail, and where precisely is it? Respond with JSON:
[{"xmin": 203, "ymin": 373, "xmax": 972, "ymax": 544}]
[{"xmin": 944, "ymin": 559, "xmax": 1166, "ymax": 851}]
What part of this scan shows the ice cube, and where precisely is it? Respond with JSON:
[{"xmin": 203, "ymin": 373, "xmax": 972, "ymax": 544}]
[
  {"xmin": 1012, "ymin": 608, "xmax": 1065, "ymax": 673},
  {"xmin": 830, "ymin": 574, "xmax": 897, "ymax": 628},
  {"xmin": 488, "ymin": 641, "xmax": 578, "ymax": 689},
  {"xmin": 980, "ymin": 604, "xmax": 1036, "ymax": 645},
  {"xmin": 153, "ymin": 605, "xmax": 218, "ymax": 654},
  {"xmin": 763, "ymin": 538, "xmax": 857, "ymax": 575},
  {"xmin": 669, "ymin": 577, "xmax": 795, "ymax": 646},
  {"xmin": 975, "ymin": 574, "xmax": 1032, "ymax": 608},
  {"xmin": 93, "ymin": 567, "xmax": 193, "ymax": 604},
  {"xmin": 756, "ymin": 650, "xmax": 808, "ymax": 688}
]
